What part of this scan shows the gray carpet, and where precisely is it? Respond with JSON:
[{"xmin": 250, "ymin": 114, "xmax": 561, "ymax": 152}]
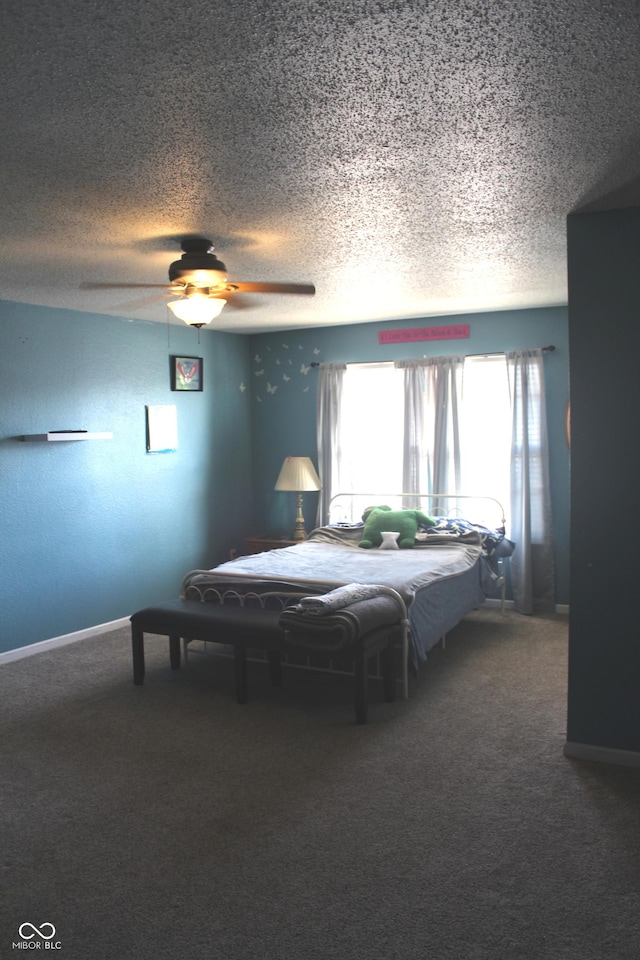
[{"xmin": 1, "ymin": 608, "xmax": 639, "ymax": 959}]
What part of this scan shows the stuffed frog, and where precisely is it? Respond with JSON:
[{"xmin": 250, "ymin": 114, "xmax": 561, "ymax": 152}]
[{"xmin": 359, "ymin": 505, "xmax": 435, "ymax": 549}]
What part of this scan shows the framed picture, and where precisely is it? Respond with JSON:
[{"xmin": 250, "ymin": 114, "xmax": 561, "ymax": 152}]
[
  {"xmin": 171, "ymin": 355, "xmax": 203, "ymax": 392},
  {"xmin": 146, "ymin": 404, "xmax": 178, "ymax": 453}
]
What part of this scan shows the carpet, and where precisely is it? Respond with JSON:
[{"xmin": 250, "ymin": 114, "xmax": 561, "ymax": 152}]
[{"xmin": 1, "ymin": 608, "xmax": 639, "ymax": 959}]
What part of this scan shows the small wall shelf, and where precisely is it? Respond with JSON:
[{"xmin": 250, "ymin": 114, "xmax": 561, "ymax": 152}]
[{"xmin": 20, "ymin": 432, "xmax": 113, "ymax": 442}]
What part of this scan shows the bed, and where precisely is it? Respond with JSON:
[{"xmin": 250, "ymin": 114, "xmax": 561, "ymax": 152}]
[{"xmin": 181, "ymin": 493, "xmax": 514, "ymax": 698}]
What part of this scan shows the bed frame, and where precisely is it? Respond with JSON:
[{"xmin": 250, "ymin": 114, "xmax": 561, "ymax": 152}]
[{"xmin": 181, "ymin": 492, "xmax": 507, "ymax": 701}]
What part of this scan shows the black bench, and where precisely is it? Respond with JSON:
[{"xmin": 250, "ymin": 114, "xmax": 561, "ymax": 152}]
[
  {"xmin": 130, "ymin": 599, "xmax": 284, "ymax": 704},
  {"xmin": 130, "ymin": 594, "xmax": 402, "ymax": 723}
]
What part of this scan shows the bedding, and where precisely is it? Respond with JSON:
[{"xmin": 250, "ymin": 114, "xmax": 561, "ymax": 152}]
[{"xmin": 416, "ymin": 516, "xmax": 510, "ymax": 554}]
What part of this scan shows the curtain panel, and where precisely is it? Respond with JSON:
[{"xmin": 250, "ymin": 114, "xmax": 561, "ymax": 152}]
[
  {"xmin": 506, "ymin": 349, "xmax": 555, "ymax": 614},
  {"xmin": 315, "ymin": 363, "xmax": 346, "ymax": 526},
  {"xmin": 395, "ymin": 356, "xmax": 463, "ymax": 511}
]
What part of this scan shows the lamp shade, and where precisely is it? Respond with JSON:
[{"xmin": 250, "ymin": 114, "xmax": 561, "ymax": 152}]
[
  {"xmin": 167, "ymin": 296, "xmax": 226, "ymax": 327},
  {"xmin": 274, "ymin": 456, "xmax": 321, "ymax": 492}
]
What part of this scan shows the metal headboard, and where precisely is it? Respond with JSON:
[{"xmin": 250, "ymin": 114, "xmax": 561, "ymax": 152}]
[{"xmin": 327, "ymin": 492, "xmax": 506, "ymax": 528}]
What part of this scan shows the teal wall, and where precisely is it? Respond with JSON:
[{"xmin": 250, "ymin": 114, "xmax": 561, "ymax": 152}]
[
  {"xmin": 0, "ymin": 301, "xmax": 252, "ymax": 653},
  {"xmin": 0, "ymin": 299, "xmax": 570, "ymax": 655},
  {"xmin": 567, "ymin": 207, "xmax": 640, "ymax": 754},
  {"xmin": 248, "ymin": 306, "xmax": 570, "ymax": 605}
]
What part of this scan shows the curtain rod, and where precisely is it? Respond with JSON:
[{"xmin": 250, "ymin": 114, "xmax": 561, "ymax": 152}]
[{"xmin": 310, "ymin": 345, "xmax": 555, "ymax": 367}]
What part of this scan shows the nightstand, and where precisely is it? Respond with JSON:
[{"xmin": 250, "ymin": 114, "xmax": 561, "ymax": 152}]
[{"xmin": 243, "ymin": 537, "xmax": 298, "ymax": 555}]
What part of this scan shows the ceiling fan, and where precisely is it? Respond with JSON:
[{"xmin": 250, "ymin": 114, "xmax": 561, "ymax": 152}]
[{"xmin": 82, "ymin": 238, "xmax": 316, "ymax": 328}]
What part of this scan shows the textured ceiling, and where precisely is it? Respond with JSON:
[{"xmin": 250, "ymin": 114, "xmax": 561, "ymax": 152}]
[{"xmin": 1, "ymin": 0, "xmax": 640, "ymax": 333}]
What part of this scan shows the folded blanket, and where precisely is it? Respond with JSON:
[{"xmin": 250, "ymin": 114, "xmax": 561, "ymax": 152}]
[
  {"xmin": 281, "ymin": 594, "xmax": 403, "ymax": 651},
  {"xmin": 296, "ymin": 583, "xmax": 383, "ymax": 615}
]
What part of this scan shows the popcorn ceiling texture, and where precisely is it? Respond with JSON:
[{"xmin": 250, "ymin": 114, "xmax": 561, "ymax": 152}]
[{"xmin": 1, "ymin": 0, "xmax": 639, "ymax": 332}]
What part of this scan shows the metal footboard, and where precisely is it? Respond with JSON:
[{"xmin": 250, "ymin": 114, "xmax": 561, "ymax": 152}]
[{"xmin": 181, "ymin": 570, "xmax": 411, "ymax": 698}]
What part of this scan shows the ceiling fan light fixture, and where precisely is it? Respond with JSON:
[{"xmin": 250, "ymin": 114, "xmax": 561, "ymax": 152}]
[
  {"xmin": 167, "ymin": 295, "xmax": 227, "ymax": 327},
  {"xmin": 81, "ymin": 235, "xmax": 314, "ymax": 316},
  {"xmin": 168, "ymin": 239, "xmax": 228, "ymax": 288}
]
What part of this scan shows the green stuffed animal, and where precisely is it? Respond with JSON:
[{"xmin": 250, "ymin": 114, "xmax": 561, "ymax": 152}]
[{"xmin": 359, "ymin": 505, "xmax": 435, "ymax": 549}]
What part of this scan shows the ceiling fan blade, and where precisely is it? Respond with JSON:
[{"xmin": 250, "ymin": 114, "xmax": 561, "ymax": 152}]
[
  {"xmin": 118, "ymin": 292, "xmax": 175, "ymax": 310},
  {"xmin": 222, "ymin": 293, "xmax": 259, "ymax": 310},
  {"xmin": 229, "ymin": 281, "xmax": 315, "ymax": 295},
  {"xmin": 80, "ymin": 282, "xmax": 173, "ymax": 290}
]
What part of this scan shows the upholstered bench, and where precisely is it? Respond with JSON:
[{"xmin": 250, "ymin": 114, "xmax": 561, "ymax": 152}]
[
  {"xmin": 131, "ymin": 592, "xmax": 403, "ymax": 723},
  {"xmin": 129, "ymin": 599, "xmax": 284, "ymax": 704}
]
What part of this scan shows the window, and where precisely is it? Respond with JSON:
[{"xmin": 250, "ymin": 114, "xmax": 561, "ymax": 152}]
[
  {"xmin": 317, "ymin": 348, "xmax": 554, "ymax": 612},
  {"xmin": 331, "ymin": 363, "xmax": 404, "ymax": 521},
  {"xmin": 328, "ymin": 356, "xmax": 512, "ymax": 528},
  {"xmin": 459, "ymin": 355, "xmax": 511, "ymax": 525}
]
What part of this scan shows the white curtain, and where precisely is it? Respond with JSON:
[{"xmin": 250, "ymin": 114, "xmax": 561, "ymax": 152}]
[
  {"xmin": 397, "ymin": 359, "xmax": 425, "ymax": 502},
  {"xmin": 396, "ymin": 357, "xmax": 463, "ymax": 511},
  {"xmin": 315, "ymin": 363, "xmax": 346, "ymax": 525},
  {"xmin": 507, "ymin": 349, "xmax": 555, "ymax": 614}
]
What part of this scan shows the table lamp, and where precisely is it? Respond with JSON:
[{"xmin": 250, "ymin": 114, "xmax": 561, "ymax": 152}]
[{"xmin": 274, "ymin": 456, "xmax": 322, "ymax": 541}]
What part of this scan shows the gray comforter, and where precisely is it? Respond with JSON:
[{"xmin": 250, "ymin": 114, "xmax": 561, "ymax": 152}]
[{"xmin": 213, "ymin": 534, "xmax": 483, "ymax": 606}]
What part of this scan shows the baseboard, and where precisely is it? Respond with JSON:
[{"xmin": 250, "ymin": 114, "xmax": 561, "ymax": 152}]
[
  {"xmin": 483, "ymin": 598, "xmax": 515, "ymax": 609},
  {"xmin": 483, "ymin": 599, "xmax": 569, "ymax": 615},
  {"xmin": 0, "ymin": 617, "xmax": 131, "ymax": 666},
  {"xmin": 564, "ymin": 741, "xmax": 640, "ymax": 769}
]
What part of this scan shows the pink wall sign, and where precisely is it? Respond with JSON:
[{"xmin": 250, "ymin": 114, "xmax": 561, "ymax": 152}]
[{"xmin": 379, "ymin": 324, "xmax": 470, "ymax": 344}]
